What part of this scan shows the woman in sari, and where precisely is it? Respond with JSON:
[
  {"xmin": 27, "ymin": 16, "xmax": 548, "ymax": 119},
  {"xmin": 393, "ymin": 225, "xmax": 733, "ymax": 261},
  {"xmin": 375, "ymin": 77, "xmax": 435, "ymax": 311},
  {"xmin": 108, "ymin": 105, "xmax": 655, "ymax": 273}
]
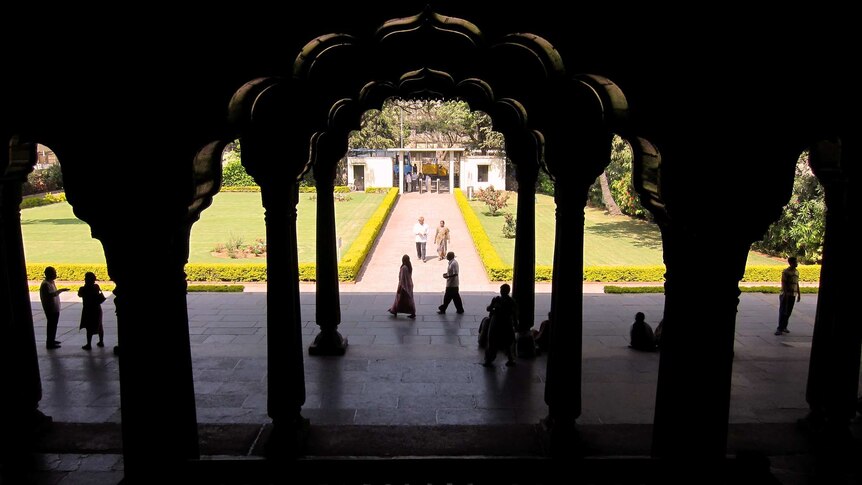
[
  {"xmin": 434, "ymin": 220, "xmax": 450, "ymax": 260},
  {"xmin": 388, "ymin": 254, "xmax": 416, "ymax": 318}
]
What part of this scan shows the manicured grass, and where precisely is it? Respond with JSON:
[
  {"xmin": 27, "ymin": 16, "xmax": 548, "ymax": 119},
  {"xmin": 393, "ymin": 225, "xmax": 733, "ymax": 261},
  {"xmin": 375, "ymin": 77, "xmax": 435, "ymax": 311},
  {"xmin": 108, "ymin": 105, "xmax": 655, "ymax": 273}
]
[
  {"xmin": 21, "ymin": 192, "xmax": 386, "ymax": 264},
  {"xmin": 467, "ymin": 193, "xmax": 784, "ymax": 266}
]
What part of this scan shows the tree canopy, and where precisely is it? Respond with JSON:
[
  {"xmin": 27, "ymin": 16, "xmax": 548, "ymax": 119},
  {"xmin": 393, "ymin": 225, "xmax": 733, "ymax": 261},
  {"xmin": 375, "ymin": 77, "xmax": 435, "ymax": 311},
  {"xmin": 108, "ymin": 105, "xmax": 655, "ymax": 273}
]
[{"xmin": 348, "ymin": 99, "xmax": 504, "ymax": 154}]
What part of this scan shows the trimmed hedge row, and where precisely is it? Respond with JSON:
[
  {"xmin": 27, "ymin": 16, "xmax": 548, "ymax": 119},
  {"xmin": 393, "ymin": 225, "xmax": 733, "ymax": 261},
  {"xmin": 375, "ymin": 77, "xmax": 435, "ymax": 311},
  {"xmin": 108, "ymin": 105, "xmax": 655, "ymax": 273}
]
[
  {"xmin": 28, "ymin": 283, "xmax": 244, "ymax": 293},
  {"xmin": 337, "ymin": 187, "xmax": 399, "ymax": 281},
  {"xmin": 27, "ymin": 264, "xmax": 110, "ymax": 281},
  {"xmin": 454, "ymin": 189, "xmax": 508, "ymax": 280},
  {"xmin": 605, "ymin": 285, "xmax": 820, "ymax": 294},
  {"xmin": 220, "ymin": 186, "xmax": 260, "ymax": 192},
  {"xmin": 220, "ymin": 186, "xmax": 354, "ymax": 194},
  {"xmin": 742, "ymin": 265, "xmax": 820, "ymax": 283},
  {"xmin": 21, "ymin": 192, "xmax": 67, "ymax": 209}
]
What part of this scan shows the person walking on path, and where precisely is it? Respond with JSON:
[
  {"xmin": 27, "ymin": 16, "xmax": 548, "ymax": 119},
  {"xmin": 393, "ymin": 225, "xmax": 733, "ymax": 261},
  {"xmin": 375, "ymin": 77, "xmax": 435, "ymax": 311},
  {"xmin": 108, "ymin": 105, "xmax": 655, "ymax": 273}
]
[
  {"xmin": 775, "ymin": 256, "xmax": 801, "ymax": 336},
  {"xmin": 405, "ymin": 172, "xmax": 412, "ymax": 193},
  {"xmin": 40, "ymin": 266, "xmax": 68, "ymax": 349},
  {"xmin": 413, "ymin": 216, "xmax": 429, "ymax": 263},
  {"xmin": 78, "ymin": 272, "xmax": 107, "ymax": 350},
  {"xmin": 434, "ymin": 220, "xmax": 450, "ymax": 260},
  {"xmin": 483, "ymin": 283, "xmax": 517, "ymax": 367},
  {"xmin": 437, "ymin": 251, "xmax": 464, "ymax": 314},
  {"xmin": 388, "ymin": 255, "xmax": 416, "ymax": 318}
]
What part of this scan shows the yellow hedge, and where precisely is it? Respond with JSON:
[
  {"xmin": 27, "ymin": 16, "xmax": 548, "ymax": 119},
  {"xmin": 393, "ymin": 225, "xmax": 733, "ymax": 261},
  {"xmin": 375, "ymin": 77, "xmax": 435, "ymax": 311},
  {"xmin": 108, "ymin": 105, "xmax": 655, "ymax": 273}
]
[
  {"xmin": 337, "ymin": 187, "xmax": 399, "ymax": 281},
  {"xmin": 27, "ymin": 264, "xmax": 110, "ymax": 281},
  {"xmin": 742, "ymin": 265, "xmax": 820, "ymax": 283},
  {"xmin": 454, "ymin": 189, "xmax": 508, "ymax": 280}
]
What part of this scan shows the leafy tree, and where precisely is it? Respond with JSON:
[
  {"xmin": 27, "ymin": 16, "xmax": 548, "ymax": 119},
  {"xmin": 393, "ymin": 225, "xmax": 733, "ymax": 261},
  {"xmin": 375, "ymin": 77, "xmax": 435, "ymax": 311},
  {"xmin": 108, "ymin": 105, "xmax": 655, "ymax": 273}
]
[
  {"xmin": 348, "ymin": 99, "xmax": 504, "ymax": 155},
  {"xmin": 588, "ymin": 135, "xmax": 647, "ymax": 219},
  {"xmin": 502, "ymin": 212, "xmax": 517, "ymax": 238},
  {"xmin": 348, "ymin": 107, "xmax": 400, "ymax": 149},
  {"xmin": 221, "ymin": 140, "xmax": 258, "ymax": 187},
  {"xmin": 753, "ymin": 152, "xmax": 825, "ymax": 264}
]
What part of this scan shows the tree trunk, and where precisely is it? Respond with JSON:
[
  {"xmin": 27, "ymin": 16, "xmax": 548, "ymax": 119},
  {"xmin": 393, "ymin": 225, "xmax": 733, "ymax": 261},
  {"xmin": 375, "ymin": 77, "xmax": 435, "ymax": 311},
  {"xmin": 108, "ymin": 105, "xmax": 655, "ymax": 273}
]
[{"xmin": 599, "ymin": 171, "xmax": 623, "ymax": 215}]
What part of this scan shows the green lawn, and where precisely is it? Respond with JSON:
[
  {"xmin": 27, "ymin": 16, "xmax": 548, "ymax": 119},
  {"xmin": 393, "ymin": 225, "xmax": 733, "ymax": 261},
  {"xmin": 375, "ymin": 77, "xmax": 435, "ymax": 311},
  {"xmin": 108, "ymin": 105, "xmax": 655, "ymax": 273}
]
[
  {"xmin": 467, "ymin": 193, "xmax": 784, "ymax": 266},
  {"xmin": 21, "ymin": 192, "xmax": 386, "ymax": 264}
]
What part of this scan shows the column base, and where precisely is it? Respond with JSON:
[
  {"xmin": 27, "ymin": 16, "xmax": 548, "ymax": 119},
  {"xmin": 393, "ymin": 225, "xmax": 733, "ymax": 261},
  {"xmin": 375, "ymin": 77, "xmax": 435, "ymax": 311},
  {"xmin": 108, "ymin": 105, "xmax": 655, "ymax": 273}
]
[
  {"xmin": 309, "ymin": 329, "xmax": 348, "ymax": 356},
  {"xmin": 264, "ymin": 415, "xmax": 310, "ymax": 457},
  {"xmin": 541, "ymin": 411, "xmax": 581, "ymax": 457},
  {"xmin": 515, "ymin": 331, "xmax": 536, "ymax": 358}
]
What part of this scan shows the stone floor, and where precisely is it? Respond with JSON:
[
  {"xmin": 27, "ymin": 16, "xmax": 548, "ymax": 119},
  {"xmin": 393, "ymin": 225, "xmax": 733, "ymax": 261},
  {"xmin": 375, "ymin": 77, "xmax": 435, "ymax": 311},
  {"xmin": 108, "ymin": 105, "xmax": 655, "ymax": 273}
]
[{"xmin": 19, "ymin": 286, "xmax": 862, "ymax": 483}]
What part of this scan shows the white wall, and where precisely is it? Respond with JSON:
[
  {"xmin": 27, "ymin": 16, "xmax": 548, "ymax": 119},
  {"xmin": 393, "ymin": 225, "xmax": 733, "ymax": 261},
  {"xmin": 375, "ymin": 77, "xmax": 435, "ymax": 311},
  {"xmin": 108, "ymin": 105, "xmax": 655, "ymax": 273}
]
[
  {"xmin": 348, "ymin": 156, "xmax": 394, "ymax": 189},
  {"xmin": 459, "ymin": 156, "xmax": 505, "ymax": 193}
]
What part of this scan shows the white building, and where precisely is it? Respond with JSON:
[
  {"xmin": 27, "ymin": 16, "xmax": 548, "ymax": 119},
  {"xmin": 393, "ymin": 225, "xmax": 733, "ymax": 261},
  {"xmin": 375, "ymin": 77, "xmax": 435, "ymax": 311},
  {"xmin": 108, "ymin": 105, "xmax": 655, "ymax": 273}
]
[
  {"xmin": 347, "ymin": 148, "xmax": 505, "ymax": 194},
  {"xmin": 459, "ymin": 156, "xmax": 506, "ymax": 196}
]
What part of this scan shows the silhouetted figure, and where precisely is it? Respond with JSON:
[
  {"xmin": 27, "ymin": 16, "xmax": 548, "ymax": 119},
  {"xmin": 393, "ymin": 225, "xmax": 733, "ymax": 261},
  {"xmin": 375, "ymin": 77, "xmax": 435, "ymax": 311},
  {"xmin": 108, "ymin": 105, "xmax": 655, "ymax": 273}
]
[
  {"xmin": 629, "ymin": 312, "xmax": 657, "ymax": 351},
  {"xmin": 437, "ymin": 251, "xmax": 464, "ymax": 314},
  {"xmin": 40, "ymin": 266, "xmax": 68, "ymax": 349},
  {"xmin": 434, "ymin": 220, "xmax": 450, "ymax": 260},
  {"xmin": 78, "ymin": 272, "xmax": 106, "ymax": 350},
  {"xmin": 483, "ymin": 284, "xmax": 517, "ymax": 367},
  {"xmin": 654, "ymin": 318, "xmax": 664, "ymax": 349},
  {"xmin": 776, "ymin": 256, "xmax": 801, "ymax": 336},
  {"xmin": 532, "ymin": 312, "xmax": 552, "ymax": 354},
  {"xmin": 388, "ymin": 255, "xmax": 416, "ymax": 318},
  {"xmin": 413, "ymin": 216, "xmax": 429, "ymax": 263}
]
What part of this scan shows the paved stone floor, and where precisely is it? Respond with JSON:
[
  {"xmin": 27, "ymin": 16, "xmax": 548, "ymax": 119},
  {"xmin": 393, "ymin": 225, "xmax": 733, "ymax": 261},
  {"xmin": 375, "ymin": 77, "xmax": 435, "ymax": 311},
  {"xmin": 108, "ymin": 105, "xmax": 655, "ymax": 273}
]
[{"xmin": 23, "ymin": 290, "xmax": 829, "ymax": 483}]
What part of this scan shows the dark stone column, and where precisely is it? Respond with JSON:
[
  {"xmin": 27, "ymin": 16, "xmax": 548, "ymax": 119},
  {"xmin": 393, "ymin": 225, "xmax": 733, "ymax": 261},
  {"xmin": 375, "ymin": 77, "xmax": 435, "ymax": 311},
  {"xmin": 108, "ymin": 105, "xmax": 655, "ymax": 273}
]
[
  {"xmin": 309, "ymin": 136, "xmax": 347, "ymax": 356},
  {"xmin": 508, "ymin": 133, "xmax": 540, "ymax": 358},
  {"xmin": 803, "ymin": 139, "xmax": 859, "ymax": 441},
  {"xmin": 0, "ymin": 168, "xmax": 52, "ymax": 464},
  {"xmin": 99, "ymin": 225, "xmax": 200, "ymax": 478},
  {"xmin": 651, "ymin": 231, "xmax": 749, "ymax": 459},
  {"xmin": 543, "ymin": 183, "xmax": 587, "ymax": 453},
  {"xmin": 261, "ymin": 184, "xmax": 308, "ymax": 453}
]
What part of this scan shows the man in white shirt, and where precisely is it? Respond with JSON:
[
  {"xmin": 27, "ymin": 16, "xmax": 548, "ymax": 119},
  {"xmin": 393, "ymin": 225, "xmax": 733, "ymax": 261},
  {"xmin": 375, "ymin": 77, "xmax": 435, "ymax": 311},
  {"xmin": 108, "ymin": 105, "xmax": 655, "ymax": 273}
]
[
  {"xmin": 437, "ymin": 252, "xmax": 464, "ymax": 314},
  {"xmin": 413, "ymin": 216, "xmax": 429, "ymax": 262},
  {"xmin": 40, "ymin": 266, "xmax": 68, "ymax": 349}
]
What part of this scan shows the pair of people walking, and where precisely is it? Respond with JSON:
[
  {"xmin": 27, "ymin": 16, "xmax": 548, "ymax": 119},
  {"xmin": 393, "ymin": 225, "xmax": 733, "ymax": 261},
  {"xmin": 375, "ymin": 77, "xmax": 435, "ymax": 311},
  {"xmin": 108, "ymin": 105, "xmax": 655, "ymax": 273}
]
[
  {"xmin": 388, "ymin": 251, "xmax": 463, "ymax": 318},
  {"xmin": 413, "ymin": 217, "xmax": 450, "ymax": 263}
]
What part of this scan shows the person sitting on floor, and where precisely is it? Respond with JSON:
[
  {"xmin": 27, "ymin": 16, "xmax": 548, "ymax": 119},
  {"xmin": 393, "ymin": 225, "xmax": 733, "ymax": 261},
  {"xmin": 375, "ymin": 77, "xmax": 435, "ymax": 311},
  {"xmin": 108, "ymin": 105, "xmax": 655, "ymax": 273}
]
[{"xmin": 629, "ymin": 312, "xmax": 657, "ymax": 352}]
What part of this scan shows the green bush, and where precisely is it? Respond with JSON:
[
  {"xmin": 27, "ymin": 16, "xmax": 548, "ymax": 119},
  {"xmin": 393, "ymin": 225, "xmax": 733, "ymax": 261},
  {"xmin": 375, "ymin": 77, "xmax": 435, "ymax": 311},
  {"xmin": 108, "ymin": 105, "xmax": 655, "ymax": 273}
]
[
  {"xmin": 337, "ymin": 187, "xmax": 399, "ymax": 281},
  {"xmin": 334, "ymin": 185, "xmax": 351, "ymax": 193},
  {"xmin": 21, "ymin": 192, "xmax": 67, "ymax": 209},
  {"xmin": 299, "ymin": 186, "xmax": 317, "ymax": 193},
  {"xmin": 23, "ymin": 164, "xmax": 64, "ymax": 195},
  {"xmin": 752, "ymin": 153, "xmax": 825, "ymax": 264},
  {"xmin": 222, "ymin": 160, "xmax": 258, "ymax": 187},
  {"xmin": 365, "ymin": 187, "xmax": 390, "ymax": 194}
]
